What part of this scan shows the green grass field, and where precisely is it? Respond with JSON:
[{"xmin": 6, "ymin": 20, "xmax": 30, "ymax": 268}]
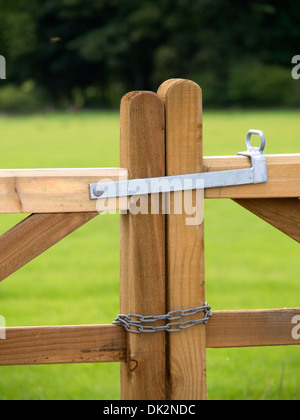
[{"xmin": 0, "ymin": 109, "xmax": 299, "ymax": 400}]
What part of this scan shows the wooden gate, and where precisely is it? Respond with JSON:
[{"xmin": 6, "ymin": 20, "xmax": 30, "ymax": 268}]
[{"xmin": 0, "ymin": 79, "xmax": 299, "ymax": 400}]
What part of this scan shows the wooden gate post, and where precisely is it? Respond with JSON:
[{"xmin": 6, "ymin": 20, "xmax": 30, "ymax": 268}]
[
  {"xmin": 119, "ymin": 91, "xmax": 166, "ymax": 399},
  {"xmin": 158, "ymin": 79, "xmax": 207, "ymax": 400}
]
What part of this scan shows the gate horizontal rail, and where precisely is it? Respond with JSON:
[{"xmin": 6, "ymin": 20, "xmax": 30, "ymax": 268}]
[
  {"xmin": 0, "ymin": 154, "xmax": 299, "ymax": 214},
  {"xmin": 1, "ymin": 308, "xmax": 299, "ymax": 367}
]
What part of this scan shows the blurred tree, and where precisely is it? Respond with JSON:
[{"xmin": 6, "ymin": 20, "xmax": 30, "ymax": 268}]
[
  {"xmin": 0, "ymin": 0, "xmax": 38, "ymax": 81},
  {"xmin": 0, "ymin": 0, "xmax": 299, "ymax": 108}
]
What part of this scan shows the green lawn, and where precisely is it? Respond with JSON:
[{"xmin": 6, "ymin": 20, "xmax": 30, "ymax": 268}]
[{"xmin": 0, "ymin": 109, "xmax": 299, "ymax": 400}]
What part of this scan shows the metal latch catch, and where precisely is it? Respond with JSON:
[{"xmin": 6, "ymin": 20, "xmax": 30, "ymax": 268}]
[{"xmin": 89, "ymin": 130, "xmax": 268, "ymax": 200}]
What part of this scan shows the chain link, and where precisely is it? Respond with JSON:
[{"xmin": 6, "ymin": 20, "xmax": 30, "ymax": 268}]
[{"xmin": 113, "ymin": 304, "xmax": 212, "ymax": 334}]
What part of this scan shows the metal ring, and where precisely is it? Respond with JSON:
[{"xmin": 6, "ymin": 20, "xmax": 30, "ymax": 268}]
[{"xmin": 246, "ymin": 130, "xmax": 265, "ymax": 152}]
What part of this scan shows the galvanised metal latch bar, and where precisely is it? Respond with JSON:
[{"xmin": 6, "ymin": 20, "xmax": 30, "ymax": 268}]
[{"xmin": 89, "ymin": 130, "xmax": 268, "ymax": 200}]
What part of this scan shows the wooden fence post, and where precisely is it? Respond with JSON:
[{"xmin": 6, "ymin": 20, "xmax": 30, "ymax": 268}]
[
  {"xmin": 119, "ymin": 91, "xmax": 166, "ymax": 399},
  {"xmin": 158, "ymin": 79, "xmax": 207, "ymax": 400}
]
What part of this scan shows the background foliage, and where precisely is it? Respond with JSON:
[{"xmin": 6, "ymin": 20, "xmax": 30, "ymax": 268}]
[{"xmin": 0, "ymin": 0, "xmax": 299, "ymax": 110}]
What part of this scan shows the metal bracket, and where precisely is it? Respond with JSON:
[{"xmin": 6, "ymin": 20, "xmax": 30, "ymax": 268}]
[
  {"xmin": 238, "ymin": 129, "xmax": 267, "ymax": 184},
  {"xmin": 89, "ymin": 130, "xmax": 268, "ymax": 200}
]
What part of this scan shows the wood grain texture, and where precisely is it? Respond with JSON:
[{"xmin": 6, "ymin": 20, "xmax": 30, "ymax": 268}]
[
  {"xmin": 0, "ymin": 168, "xmax": 128, "ymax": 213},
  {"xmin": 0, "ymin": 325, "xmax": 126, "ymax": 366},
  {"xmin": 204, "ymin": 154, "xmax": 300, "ymax": 199},
  {"xmin": 2, "ymin": 308, "xmax": 298, "ymax": 367},
  {"xmin": 158, "ymin": 79, "xmax": 206, "ymax": 400},
  {"xmin": 0, "ymin": 155, "xmax": 298, "ymax": 215},
  {"xmin": 233, "ymin": 198, "xmax": 300, "ymax": 243},
  {"xmin": 0, "ymin": 212, "xmax": 98, "ymax": 283},
  {"xmin": 120, "ymin": 91, "xmax": 166, "ymax": 400},
  {"xmin": 206, "ymin": 309, "xmax": 300, "ymax": 348}
]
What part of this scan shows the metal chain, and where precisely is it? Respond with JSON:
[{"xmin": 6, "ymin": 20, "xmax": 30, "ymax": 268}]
[{"xmin": 113, "ymin": 304, "xmax": 212, "ymax": 334}]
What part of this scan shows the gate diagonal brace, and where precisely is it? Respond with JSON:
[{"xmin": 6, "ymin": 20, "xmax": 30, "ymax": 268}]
[{"xmin": 89, "ymin": 130, "xmax": 268, "ymax": 200}]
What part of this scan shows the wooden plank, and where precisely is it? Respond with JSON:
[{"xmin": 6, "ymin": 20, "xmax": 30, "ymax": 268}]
[
  {"xmin": 206, "ymin": 309, "xmax": 300, "ymax": 348},
  {"xmin": 0, "ymin": 168, "xmax": 128, "ymax": 213},
  {"xmin": 0, "ymin": 154, "xmax": 299, "ymax": 215},
  {"xmin": 0, "ymin": 325, "xmax": 126, "ymax": 366},
  {"xmin": 0, "ymin": 212, "xmax": 98, "ymax": 283},
  {"xmin": 2, "ymin": 309, "xmax": 298, "ymax": 367},
  {"xmin": 120, "ymin": 91, "xmax": 166, "ymax": 400},
  {"xmin": 234, "ymin": 198, "xmax": 300, "ymax": 243},
  {"xmin": 158, "ymin": 79, "xmax": 206, "ymax": 400},
  {"xmin": 204, "ymin": 154, "xmax": 300, "ymax": 199}
]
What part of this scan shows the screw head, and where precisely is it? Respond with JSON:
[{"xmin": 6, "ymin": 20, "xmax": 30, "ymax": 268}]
[{"xmin": 93, "ymin": 187, "xmax": 104, "ymax": 198}]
